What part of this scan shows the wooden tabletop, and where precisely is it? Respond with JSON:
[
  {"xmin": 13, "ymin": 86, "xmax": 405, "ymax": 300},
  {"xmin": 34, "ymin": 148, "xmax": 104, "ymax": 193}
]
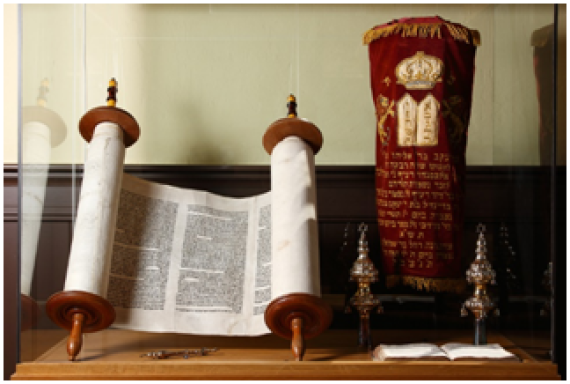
[{"xmin": 13, "ymin": 329, "xmax": 559, "ymax": 380}]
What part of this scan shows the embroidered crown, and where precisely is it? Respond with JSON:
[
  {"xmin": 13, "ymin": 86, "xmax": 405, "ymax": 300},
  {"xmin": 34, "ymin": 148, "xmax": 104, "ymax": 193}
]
[{"xmin": 395, "ymin": 51, "xmax": 444, "ymax": 90}]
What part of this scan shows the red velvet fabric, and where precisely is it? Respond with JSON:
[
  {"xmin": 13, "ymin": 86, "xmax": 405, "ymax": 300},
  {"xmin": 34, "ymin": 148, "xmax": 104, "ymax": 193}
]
[{"xmin": 367, "ymin": 16, "xmax": 478, "ymax": 291}]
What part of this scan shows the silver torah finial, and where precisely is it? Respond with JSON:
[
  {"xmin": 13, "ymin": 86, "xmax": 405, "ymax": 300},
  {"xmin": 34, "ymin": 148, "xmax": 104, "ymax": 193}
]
[
  {"xmin": 461, "ymin": 224, "xmax": 499, "ymax": 345},
  {"xmin": 346, "ymin": 223, "xmax": 383, "ymax": 350}
]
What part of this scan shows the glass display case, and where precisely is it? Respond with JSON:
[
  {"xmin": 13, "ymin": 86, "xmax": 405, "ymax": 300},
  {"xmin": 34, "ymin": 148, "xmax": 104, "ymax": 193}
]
[{"xmin": 4, "ymin": 3, "xmax": 565, "ymax": 380}]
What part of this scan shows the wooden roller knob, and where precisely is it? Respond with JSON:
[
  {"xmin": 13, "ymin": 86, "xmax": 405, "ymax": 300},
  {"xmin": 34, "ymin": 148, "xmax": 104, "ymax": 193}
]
[
  {"xmin": 46, "ymin": 290, "xmax": 115, "ymax": 362},
  {"xmin": 265, "ymin": 293, "xmax": 332, "ymax": 361},
  {"xmin": 107, "ymin": 78, "xmax": 118, "ymax": 107},
  {"xmin": 291, "ymin": 317, "xmax": 305, "ymax": 361},
  {"xmin": 67, "ymin": 313, "xmax": 85, "ymax": 361},
  {"xmin": 287, "ymin": 94, "xmax": 298, "ymax": 118},
  {"xmin": 79, "ymin": 77, "xmax": 140, "ymax": 147},
  {"xmin": 263, "ymin": 94, "xmax": 323, "ymax": 155}
]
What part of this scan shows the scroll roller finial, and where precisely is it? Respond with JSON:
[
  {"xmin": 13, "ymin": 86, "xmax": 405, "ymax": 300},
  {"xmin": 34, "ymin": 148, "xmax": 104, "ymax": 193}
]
[
  {"xmin": 107, "ymin": 78, "xmax": 118, "ymax": 107},
  {"xmin": 287, "ymin": 94, "xmax": 297, "ymax": 118}
]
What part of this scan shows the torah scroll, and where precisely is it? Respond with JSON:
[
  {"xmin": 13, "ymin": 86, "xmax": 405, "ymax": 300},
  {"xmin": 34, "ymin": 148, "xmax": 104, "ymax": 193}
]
[
  {"xmin": 64, "ymin": 135, "xmax": 321, "ymax": 336},
  {"xmin": 261, "ymin": 98, "xmax": 332, "ymax": 361},
  {"xmin": 51, "ymin": 125, "xmax": 322, "ymax": 336},
  {"xmin": 47, "ymin": 84, "xmax": 327, "ymax": 361},
  {"xmin": 46, "ymin": 79, "xmax": 141, "ymax": 361}
]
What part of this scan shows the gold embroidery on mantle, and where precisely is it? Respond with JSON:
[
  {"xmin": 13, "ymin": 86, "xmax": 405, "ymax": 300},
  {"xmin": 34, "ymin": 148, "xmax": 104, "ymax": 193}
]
[
  {"xmin": 363, "ymin": 21, "xmax": 481, "ymax": 46},
  {"xmin": 376, "ymin": 94, "xmax": 394, "ymax": 145},
  {"xmin": 442, "ymin": 95, "xmax": 465, "ymax": 145},
  {"xmin": 386, "ymin": 274, "xmax": 466, "ymax": 294},
  {"xmin": 395, "ymin": 51, "xmax": 443, "ymax": 90}
]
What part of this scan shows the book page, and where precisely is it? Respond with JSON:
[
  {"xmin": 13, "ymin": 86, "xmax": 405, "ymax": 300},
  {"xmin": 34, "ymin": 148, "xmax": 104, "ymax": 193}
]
[
  {"xmin": 373, "ymin": 343, "xmax": 448, "ymax": 361},
  {"xmin": 441, "ymin": 343, "xmax": 520, "ymax": 361},
  {"xmin": 107, "ymin": 173, "xmax": 273, "ymax": 335}
]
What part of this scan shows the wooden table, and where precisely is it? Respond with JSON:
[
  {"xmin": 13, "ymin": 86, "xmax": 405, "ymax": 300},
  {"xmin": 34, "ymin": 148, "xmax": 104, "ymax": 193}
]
[{"xmin": 13, "ymin": 329, "xmax": 559, "ymax": 380}]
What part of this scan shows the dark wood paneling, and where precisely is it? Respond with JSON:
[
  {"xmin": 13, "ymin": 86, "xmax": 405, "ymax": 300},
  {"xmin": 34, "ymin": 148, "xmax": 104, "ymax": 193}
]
[
  {"xmin": 4, "ymin": 221, "xmax": 18, "ymax": 380},
  {"xmin": 4, "ymin": 164, "xmax": 562, "ymax": 297},
  {"xmin": 5, "ymin": 165, "xmax": 559, "ymax": 219}
]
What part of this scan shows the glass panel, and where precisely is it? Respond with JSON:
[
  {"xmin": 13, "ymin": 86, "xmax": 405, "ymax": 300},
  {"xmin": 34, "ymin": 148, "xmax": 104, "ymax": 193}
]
[
  {"xmin": 19, "ymin": 4, "xmax": 85, "ymax": 362},
  {"xmin": 490, "ymin": 4, "xmax": 555, "ymax": 360},
  {"xmin": 17, "ymin": 3, "xmax": 562, "ymax": 374}
]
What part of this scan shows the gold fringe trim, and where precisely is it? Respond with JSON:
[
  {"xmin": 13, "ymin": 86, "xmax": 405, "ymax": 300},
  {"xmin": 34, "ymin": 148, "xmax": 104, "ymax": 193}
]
[
  {"xmin": 386, "ymin": 274, "xmax": 467, "ymax": 294},
  {"xmin": 363, "ymin": 22, "xmax": 481, "ymax": 47}
]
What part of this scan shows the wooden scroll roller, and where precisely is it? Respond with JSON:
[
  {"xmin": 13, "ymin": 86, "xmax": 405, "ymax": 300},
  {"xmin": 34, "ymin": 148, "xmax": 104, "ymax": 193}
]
[
  {"xmin": 263, "ymin": 94, "xmax": 332, "ymax": 361},
  {"xmin": 46, "ymin": 78, "xmax": 140, "ymax": 361},
  {"xmin": 21, "ymin": 78, "xmax": 67, "ymax": 331}
]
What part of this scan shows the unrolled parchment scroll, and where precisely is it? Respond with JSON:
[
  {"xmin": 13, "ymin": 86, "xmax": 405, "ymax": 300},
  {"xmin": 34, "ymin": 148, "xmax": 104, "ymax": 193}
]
[
  {"xmin": 96, "ymin": 133, "xmax": 321, "ymax": 336},
  {"xmin": 56, "ymin": 132, "xmax": 321, "ymax": 337}
]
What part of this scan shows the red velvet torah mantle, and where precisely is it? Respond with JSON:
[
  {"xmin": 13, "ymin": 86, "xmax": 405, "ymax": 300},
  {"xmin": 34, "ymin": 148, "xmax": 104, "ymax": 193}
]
[{"xmin": 364, "ymin": 16, "xmax": 480, "ymax": 293}]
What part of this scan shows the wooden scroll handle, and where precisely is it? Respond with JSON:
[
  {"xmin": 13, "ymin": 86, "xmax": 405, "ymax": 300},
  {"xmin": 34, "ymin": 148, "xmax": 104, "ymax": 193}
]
[
  {"xmin": 68, "ymin": 313, "xmax": 85, "ymax": 361},
  {"xmin": 287, "ymin": 94, "xmax": 298, "ymax": 118},
  {"xmin": 291, "ymin": 317, "xmax": 305, "ymax": 361},
  {"xmin": 265, "ymin": 293, "xmax": 332, "ymax": 361},
  {"xmin": 46, "ymin": 291, "xmax": 115, "ymax": 361}
]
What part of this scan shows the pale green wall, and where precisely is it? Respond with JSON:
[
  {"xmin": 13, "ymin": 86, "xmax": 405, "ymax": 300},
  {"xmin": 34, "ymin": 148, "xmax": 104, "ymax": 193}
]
[
  {"xmin": 4, "ymin": 4, "xmax": 18, "ymax": 163},
  {"xmin": 7, "ymin": 4, "xmax": 563, "ymax": 165}
]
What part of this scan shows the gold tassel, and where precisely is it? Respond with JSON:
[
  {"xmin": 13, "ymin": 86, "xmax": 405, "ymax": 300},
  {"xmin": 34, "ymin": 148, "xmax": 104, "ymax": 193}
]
[
  {"xmin": 411, "ymin": 25, "xmax": 418, "ymax": 38},
  {"xmin": 471, "ymin": 30, "xmax": 481, "ymax": 46},
  {"xmin": 363, "ymin": 21, "xmax": 480, "ymax": 47},
  {"xmin": 386, "ymin": 274, "xmax": 467, "ymax": 294}
]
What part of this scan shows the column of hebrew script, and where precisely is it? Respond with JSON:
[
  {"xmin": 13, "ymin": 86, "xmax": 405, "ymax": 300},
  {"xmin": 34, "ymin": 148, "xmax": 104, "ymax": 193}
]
[
  {"xmin": 106, "ymin": 189, "xmax": 178, "ymax": 311},
  {"xmin": 108, "ymin": 173, "xmax": 274, "ymax": 335},
  {"xmin": 253, "ymin": 205, "xmax": 272, "ymax": 316},
  {"xmin": 175, "ymin": 206, "xmax": 249, "ymax": 314}
]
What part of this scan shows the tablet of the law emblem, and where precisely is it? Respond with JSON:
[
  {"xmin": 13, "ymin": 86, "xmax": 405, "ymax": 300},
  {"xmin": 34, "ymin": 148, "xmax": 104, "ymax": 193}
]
[{"xmin": 396, "ymin": 93, "xmax": 439, "ymax": 147}]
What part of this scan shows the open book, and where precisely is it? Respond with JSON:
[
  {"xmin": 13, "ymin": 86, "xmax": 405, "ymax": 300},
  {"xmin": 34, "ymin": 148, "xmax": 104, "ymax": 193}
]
[{"xmin": 372, "ymin": 343, "xmax": 520, "ymax": 362}]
